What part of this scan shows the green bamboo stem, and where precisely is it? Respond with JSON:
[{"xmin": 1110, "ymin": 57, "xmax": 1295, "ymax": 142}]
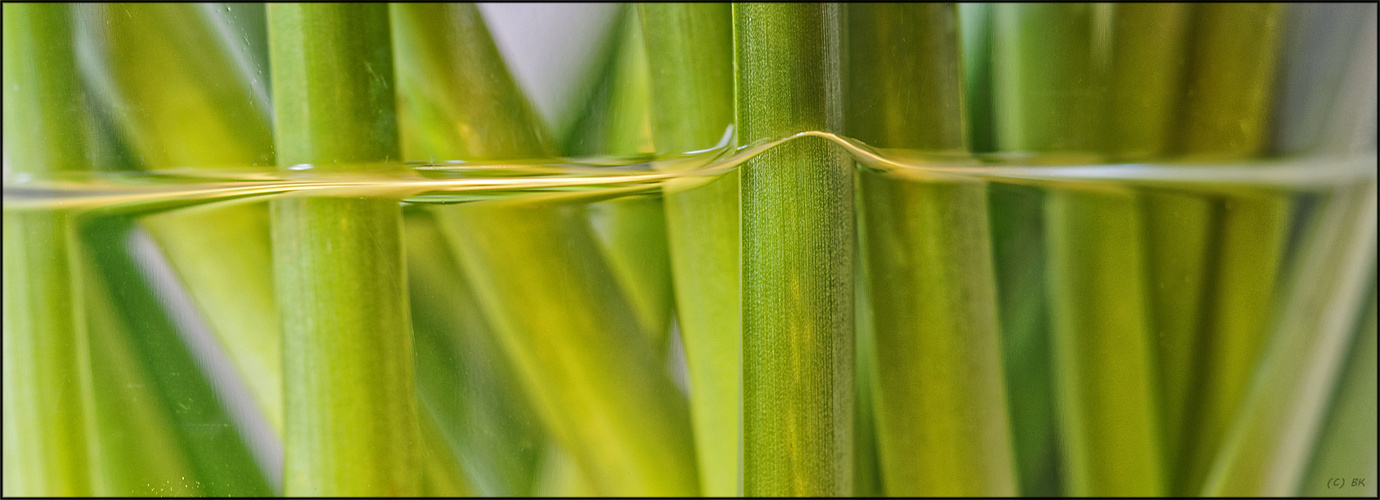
[
  {"xmin": 79, "ymin": 3, "xmax": 284, "ymax": 438},
  {"xmin": 404, "ymin": 209, "xmax": 545, "ymax": 497},
  {"xmin": 390, "ymin": 4, "xmax": 697, "ymax": 495},
  {"xmin": 848, "ymin": 4, "xmax": 1016, "ymax": 496},
  {"xmin": 1175, "ymin": 5, "xmax": 1290, "ymax": 494},
  {"xmin": 1300, "ymin": 278, "xmax": 1377, "ymax": 497},
  {"xmin": 638, "ymin": 4, "xmax": 739, "ymax": 496},
  {"xmin": 734, "ymin": 4, "xmax": 853, "ymax": 495},
  {"xmin": 267, "ymin": 4, "xmax": 420, "ymax": 495},
  {"xmin": 2, "ymin": 4, "xmax": 97, "ymax": 496},
  {"xmin": 993, "ymin": 4, "xmax": 1165, "ymax": 496}
]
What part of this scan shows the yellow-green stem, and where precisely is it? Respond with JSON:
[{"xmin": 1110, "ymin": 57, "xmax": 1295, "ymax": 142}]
[
  {"xmin": 849, "ymin": 4, "xmax": 1016, "ymax": 496},
  {"xmin": 639, "ymin": 3, "xmax": 740, "ymax": 495},
  {"xmin": 268, "ymin": 4, "xmax": 420, "ymax": 495},
  {"xmin": 2, "ymin": 4, "xmax": 97, "ymax": 496},
  {"xmin": 1175, "ymin": 5, "xmax": 1290, "ymax": 493}
]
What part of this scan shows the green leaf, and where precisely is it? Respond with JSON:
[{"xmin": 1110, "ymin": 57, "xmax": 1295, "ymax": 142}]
[
  {"xmin": 639, "ymin": 4, "xmax": 740, "ymax": 496},
  {"xmin": 267, "ymin": 4, "xmax": 421, "ymax": 495},
  {"xmin": 734, "ymin": 4, "xmax": 853, "ymax": 496}
]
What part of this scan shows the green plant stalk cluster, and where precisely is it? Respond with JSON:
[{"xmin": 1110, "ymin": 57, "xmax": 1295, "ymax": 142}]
[
  {"xmin": 1173, "ymin": 5, "xmax": 1290, "ymax": 494},
  {"xmin": 848, "ymin": 4, "xmax": 1017, "ymax": 496},
  {"xmin": 563, "ymin": 6, "xmax": 675, "ymax": 348},
  {"xmin": 404, "ymin": 209, "xmax": 544, "ymax": 497},
  {"xmin": 993, "ymin": 4, "xmax": 1167, "ymax": 495},
  {"xmin": 2, "ymin": 4, "xmax": 97, "ymax": 496},
  {"xmin": 734, "ymin": 4, "xmax": 853, "ymax": 496},
  {"xmin": 267, "ymin": 4, "xmax": 421, "ymax": 496},
  {"xmin": 1203, "ymin": 181, "xmax": 1376, "ymax": 496},
  {"xmin": 638, "ymin": 4, "xmax": 740, "ymax": 496},
  {"xmin": 79, "ymin": 3, "xmax": 284, "ymax": 440},
  {"xmin": 390, "ymin": 4, "xmax": 697, "ymax": 495},
  {"xmin": 960, "ymin": 5, "xmax": 1062, "ymax": 495}
]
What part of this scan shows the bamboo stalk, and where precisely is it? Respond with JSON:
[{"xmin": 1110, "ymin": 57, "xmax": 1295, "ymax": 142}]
[
  {"xmin": 1174, "ymin": 5, "xmax": 1291, "ymax": 494},
  {"xmin": 390, "ymin": 4, "xmax": 697, "ymax": 495},
  {"xmin": 734, "ymin": 4, "xmax": 853, "ymax": 495},
  {"xmin": 848, "ymin": 4, "xmax": 1016, "ymax": 496},
  {"xmin": 267, "ymin": 4, "xmax": 420, "ymax": 495},
  {"xmin": 638, "ymin": 4, "xmax": 739, "ymax": 496},
  {"xmin": 2, "ymin": 4, "xmax": 97, "ymax": 496},
  {"xmin": 993, "ymin": 4, "xmax": 1165, "ymax": 496},
  {"xmin": 1100, "ymin": 7, "xmax": 1199, "ymax": 497}
]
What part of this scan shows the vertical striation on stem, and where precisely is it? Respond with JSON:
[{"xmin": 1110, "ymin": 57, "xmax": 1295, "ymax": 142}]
[{"xmin": 734, "ymin": 3, "xmax": 853, "ymax": 496}]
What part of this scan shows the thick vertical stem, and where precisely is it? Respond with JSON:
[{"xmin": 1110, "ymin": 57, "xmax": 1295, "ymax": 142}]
[
  {"xmin": 848, "ymin": 4, "xmax": 1016, "ymax": 496},
  {"xmin": 639, "ymin": 3, "xmax": 739, "ymax": 496},
  {"xmin": 267, "ymin": 4, "xmax": 419, "ymax": 496},
  {"xmin": 734, "ymin": 4, "xmax": 853, "ymax": 496},
  {"xmin": 2, "ymin": 4, "xmax": 97, "ymax": 496}
]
